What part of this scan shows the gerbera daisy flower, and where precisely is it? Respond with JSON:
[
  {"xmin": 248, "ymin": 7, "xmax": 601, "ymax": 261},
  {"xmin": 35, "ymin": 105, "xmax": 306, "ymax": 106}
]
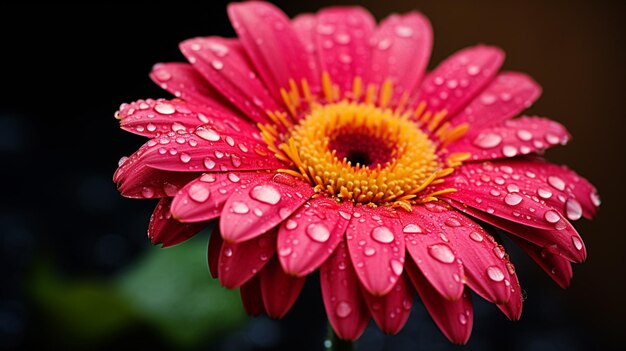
[{"xmin": 113, "ymin": 1, "xmax": 600, "ymax": 344}]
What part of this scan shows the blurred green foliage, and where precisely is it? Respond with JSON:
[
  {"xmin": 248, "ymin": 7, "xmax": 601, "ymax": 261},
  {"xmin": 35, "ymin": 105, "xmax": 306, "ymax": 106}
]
[{"xmin": 28, "ymin": 231, "xmax": 246, "ymax": 348}]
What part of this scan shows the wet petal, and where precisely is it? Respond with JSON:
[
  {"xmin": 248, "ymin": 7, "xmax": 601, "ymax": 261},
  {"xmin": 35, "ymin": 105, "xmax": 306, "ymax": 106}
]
[
  {"xmin": 292, "ymin": 14, "xmax": 321, "ymax": 84},
  {"xmin": 208, "ymin": 225, "xmax": 223, "ymax": 278},
  {"xmin": 346, "ymin": 206, "xmax": 405, "ymax": 296},
  {"xmin": 171, "ymin": 171, "xmax": 272, "ymax": 223},
  {"xmin": 510, "ymin": 235, "xmax": 572, "ymax": 289},
  {"xmin": 150, "ymin": 62, "xmax": 239, "ymax": 114},
  {"xmin": 260, "ymin": 257, "xmax": 306, "ymax": 318},
  {"xmin": 448, "ymin": 116, "xmax": 570, "ymax": 161},
  {"xmin": 240, "ymin": 274, "xmax": 265, "ymax": 316},
  {"xmin": 496, "ymin": 261, "xmax": 523, "ymax": 321},
  {"xmin": 116, "ymin": 98, "xmax": 204, "ymax": 138},
  {"xmin": 180, "ymin": 37, "xmax": 278, "ymax": 123},
  {"xmin": 228, "ymin": 1, "xmax": 318, "ymax": 98},
  {"xmin": 368, "ymin": 12, "xmax": 432, "ymax": 100},
  {"xmin": 220, "ymin": 173, "xmax": 314, "ymax": 243},
  {"xmin": 321, "ymin": 240, "xmax": 370, "ymax": 341},
  {"xmin": 361, "ymin": 275, "xmax": 413, "ymax": 335},
  {"xmin": 116, "ymin": 166, "xmax": 198, "ymax": 199},
  {"xmin": 447, "ymin": 199, "xmax": 586, "ymax": 263},
  {"xmin": 315, "ymin": 7, "xmax": 376, "ymax": 93},
  {"xmin": 218, "ymin": 228, "xmax": 277, "ymax": 288},
  {"xmin": 450, "ymin": 72, "xmax": 541, "ymax": 131},
  {"xmin": 413, "ymin": 45, "xmax": 504, "ymax": 117},
  {"xmin": 133, "ymin": 127, "xmax": 282, "ymax": 173},
  {"xmin": 414, "ymin": 203, "xmax": 512, "ymax": 304},
  {"xmin": 277, "ymin": 197, "xmax": 352, "ymax": 276},
  {"xmin": 397, "ymin": 207, "xmax": 464, "ymax": 301},
  {"xmin": 406, "ymin": 260, "xmax": 473, "ymax": 345},
  {"xmin": 148, "ymin": 198, "xmax": 209, "ymax": 247}
]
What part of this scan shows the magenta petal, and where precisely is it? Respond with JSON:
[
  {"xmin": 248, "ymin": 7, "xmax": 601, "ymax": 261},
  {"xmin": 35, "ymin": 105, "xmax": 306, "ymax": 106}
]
[
  {"xmin": 496, "ymin": 262, "xmax": 523, "ymax": 321},
  {"xmin": 171, "ymin": 171, "xmax": 272, "ymax": 223},
  {"xmin": 136, "ymin": 127, "xmax": 283, "ymax": 173},
  {"xmin": 228, "ymin": 2, "xmax": 318, "ymax": 98},
  {"xmin": 150, "ymin": 62, "xmax": 239, "ymax": 114},
  {"xmin": 148, "ymin": 198, "xmax": 209, "ymax": 247},
  {"xmin": 240, "ymin": 274, "xmax": 265, "ymax": 316},
  {"xmin": 368, "ymin": 12, "xmax": 432, "ymax": 100},
  {"xmin": 218, "ymin": 228, "xmax": 276, "ymax": 288},
  {"xmin": 277, "ymin": 197, "xmax": 352, "ymax": 277},
  {"xmin": 346, "ymin": 206, "xmax": 405, "ymax": 296},
  {"xmin": 315, "ymin": 7, "xmax": 376, "ymax": 93},
  {"xmin": 450, "ymin": 72, "xmax": 541, "ymax": 131},
  {"xmin": 321, "ymin": 240, "xmax": 370, "ymax": 341},
  {"xmin": 414, "ymin": 203, "xmax": 512, "ymax": 304},
  {"xmin": 220, "ymin": 174, "xmax": 314, "ymax": 243},
  {"xmin": 292, "ymin": 14, "xmax": 321, "ymax": 86},
  {"xmin": 260, "ymin": 257, "xmax": 306, "ymax": 318},
  {"xmin": 448, "ymin": 116, "xmax": 570, "ymax": 161},
  {"xmin": 207, "ymin": 225, "xmax": 223, "ymax": 279},
  {"xmin": 397, "ymin": 207, "xmax": 464, "ymax": 301},
  {"xmin": 361, "ymin": 275, "xmax": 413, "ymax": 335},
  {"xmin": 116, "ymin": 166, "xmax": 199, "ymax": 199},
  {"xmin": 414, "ymin": 45, "xmax": 504, "ymax": 117},
  {"xmin": 406, "ymin": 260, "xmax": 473, "ymax": 345},
  {"xmin": 117, "ymin": 98, "xmax": 200, "ymax": 138},
  {"xmin": 180, "ymin": 37, "xmax": 278, "ymax": 123},
  {"xmin": 447, "ymin": 199, "xmax": 586, "ymax": 263},
  {"xmin": 510, "ymin": 235, "xmax": 572, "ymax": 289}
]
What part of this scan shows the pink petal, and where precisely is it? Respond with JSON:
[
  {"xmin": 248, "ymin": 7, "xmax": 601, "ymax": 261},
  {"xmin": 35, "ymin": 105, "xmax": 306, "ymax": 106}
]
[
  {"xmin": 148, "ymin": 198, "xmax": 209, "ymax": 247},
  {"xmin": 449, "ymin": 72, "xmax": 541, "ymax": 131},
  {"xmin": 116, "ymin": 166, "xmax": 199, "ymax": 199},
  {"xmin": 228, "ymin": 2, "xmax": 318, "ymax": 98},
  {"xmin": 259, "ymin": 256, "xmax": 306, "ymax": 318},
  {"xmin": 315, "ymin": 7, "xmax": 376, "ymax": 93},
  {"xmin": 447, "ymin": 116, "xmax": 570, "ymax": 161},
  {"xmin": 240, "ymin": 274, "xmax": 265, "ymax": 316},
  {"xmin": 406, "ymin": 260, "xmax": 473, "ymax": 345},
  {"xmin": 150, "ymin": 62, "xmax": 239, "ymax": 114},
  {"xmin": 413, "ymin": 45, "xmax": 504, "ymax": 117},
  {"xmin": 496, "ymin": 261, "xmax": 523, "ymax": 321},
  {"xmin": 413, "ymin": 203, "xmax": 512, "ymax": 304},
  {"xmin": 510, "ymin": 235, "xmax": 572, "ymax": 289},
  {"xmin": 346, "ymin": 206, "xmax": 405, "ymax": 296},
  {"xmin": 220, "ymin": 173, "xmax": 314, "ymax": 243},
  {"xmin": 136, "ymin": 126, "xmax": 283, "ymax": 173},
  {"xmin": 180, "ymin": 37, "xmax": 278, "ymax": 124},
  {"xmin": 368, "ymin": 12, "xmax": 432, "ymax": 100},
  {"xmin": 117, "ymin": 98, "xmax": 207, "ymax": 138},
  {"xmin": 446, "ymin": 199, "xmax": 586, "ymax": 263},
  {"xmin": 361, "ymin": 275, "xmax": 413, "ymax": 335},
  {"xmin": 171, "ymin": 171, "xmax": 273, "ymax": 223},
  {"xmin": 292, "ymin": 14, "xmax": 321, "ymax": 86},
  {"xmin": 397, "ymin": 207, "xmax": 465, "ymax": 301},
  {"xmin": 218, "ymin": 228, "xmax": 277, "ymax": 288},
  {"xmin": 277, "ymin": 197, "xmax": 353, "ymax": 277},
  {"xmin": 320, "ymin": 240, "xmax": 370, "ymax": 341},
  {"xmin": 207, "ymin": 225, "xmax": 223, "ymax": 278}
]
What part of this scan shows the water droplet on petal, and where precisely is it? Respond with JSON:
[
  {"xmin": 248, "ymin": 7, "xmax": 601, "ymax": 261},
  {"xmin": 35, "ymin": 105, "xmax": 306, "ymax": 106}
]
[
  {"xmin": 507, "ymin": 184, "xmax": 520, "ymax": 193},
  {"xmin": 395, "ymin": 25, "xmax": 414, "ymax": 38},
  {"xmin": 458, "ymin": 313, "xmax": 468, "ymax": 325},
  {"xmin": 141, "ymin": 187, "xmax": 155, "ymax": 198},
  {"xmin": 390, "ymin": 259, "xmax": 403, "ymax": 275},
  {"xmin": 179, "ymin": 152, "xmax": 191, "ymax": 163},
  {"xmin": 487, "ymin": 266, "xmax": 505, "ymax": 282},
  {"xmin": 565, "ymin": 198, "xmax": 582, "ymax": 220},
  {"xmin": 516, "ymin": 129, "xmax": 533, "ymax": 141},
  {"xmin": 306, "ymin": 223, "xmax": 330, "ymax": 243},
  {"xmin": 467, "ymin": 65, "xmax": 481, "ymax": 76},
  {"xmin": 335, "ymin": 302, "xmax": 352, "ymax": 318},
  {"xmin": 502, "ymin": 145, "xmax": 518, "ymax": 157},
  {"xmin": 444, "ymin": 217, "xmax": 461, "ymax": 227},
  {"xmin": 372, "ymin": 226, "xmax": 394, "ymax": 244},
  {"xmin": 402, "ymin": 224, "xmax": 422, "ymax": 233},
  {"xmin": 232, "ymin": 201, "xmax": 250, "ymax": 214},
  {"xmin": 544, "ymin": 210, "xmax": 560, "ymax": 223},
  {"xmin": 504, "ymin": 193, "xmax": 523, "ymax": 206},
  {"xmin": 250, "ymin": 184, "xmax": 281, "ymax": 205},
  {"xmin": 473, "ymin": 133, "xmax": 502, "ymax": 149},
  {"xmin": 118, "ymin": 156, "xmax": 129, "ymax": 166},
  {"xmin": 548, "ymin": 176, "xmax": 566, "ymax": 191},
  {"xmin": 339, "ymin": 211, "xmax": 351, "ymax": 220},
  {"xmin": 285, "ymin": 219, "xmax": 298, "ymax": 230},
  {"xmin": 364, "ymin": 247, "xmax": 376, "ymax": 256},
  {"xmin": 590, "ymin": 191, "xmax": 601, "ymax": 207},
  {"xmin": 469, "ymin": 231, "xmax": 484, "ymax": 242},
  {"xmin": 572, "ymin": 236, "xmax": 583, "ymax": 251},
  {"xmin": 228, "ymin": 173, "xmax": 240, "ymax": 183},
  {"xmin": 153, "ymin": 68, "xmax": 172, "ymax": 82},
  {"xmin": 196, "ymin": 127, "xmax": 220, "ymax": 141},
  {"xmin": 154, "ymin": 102, "xmax": 175, "ymax": 115},
  {"xmin": 211, "ymin": 60, "xmax": 224, "ymax": 70},
  {"xmin": 203, "ymin": 157, "xmax": 216, "ymax": 169},
  {"xmin": 224, "ymin": 247, "xmax": 233, "ymax": 257},
  {"xmin": 538, "ymin": 188, "xmax": 553, "ymax": 199},
  {"xmin": 428, "ymin": 244, "xmax": 455, "ymax": 263},
  {"xmin": 189, "ymin": 183, "xmax": 210, "ymax": 202}
]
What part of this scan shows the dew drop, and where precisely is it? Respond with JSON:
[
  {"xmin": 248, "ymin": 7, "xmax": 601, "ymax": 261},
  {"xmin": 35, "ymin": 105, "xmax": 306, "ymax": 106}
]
[
  {"xmin": 395, "ymin": 25, "xmax": 414, "ymax": 38},
  {"xmin": 188, "ymin": 183, "xmax": 210, "ymax": 202},
  {"xmin": 480, "ymin": 94, "xmax": 497, "ymax": 105},
  {"xmin": 502, "ymin": 145, "xmax": 518, "ymax": 157},
  {"xmin": 285, "ymin": 219, "xmax": 298, "ymax": 230},
  {"xmin": 250, "ymin": 184, "xmax": 281, "ymax": 205},
  {"xmin": 507, "ymin": 184, "xmax": 520, "ymax": 193},
  {"xmin": 402, "ymin": 223, "xmax": 422, "ymax": 233},
  {"xmin": 224, "ymin": 247, "xmax": 233, "ymax": 257},
  {"xmin": 154, "ymin": 102, "xmax": 175, "ymax": 115},
  {"xmin": 364, "ymin": 247, "xmax": 376, "ymax": 256},
  {"xmin": 486, "ymin": 266, "xmax": 505, "ymax": 282},
  {"xmin": 153, "ymin": 68, "xmax": 172, "ymax": 82},
  {"xmin": 141, "ymin": 187, "xmax": 155, "ymax": 198},
  {"xmin": 390, "ymin": 259, "xmax": 403, "ymax": 276},
  {"xmin": 179, "ymin": 152, "xmax": 191, "ymax": 163},
  {"xmin": 306, "ymin": 223, "xmax": 330, "ymax": 243},
  {"xmin": 458, "ymin": 313, "xmax": 468, "ymax": 325},
  {"xmin": 571, "ymin": 236, "xmax": 583, "ymax": 251},
  {"xmin": 335, "ymin": 302, "xmax": 352, "ymax": 318},
  {"xmin": 548, "ymin": 176, "xmax": 566, "ymax": 191},
  {"xmin": 565, "ymin": 198, "xmax": 582, "ymax": 221},
  {"xmin": 196, "ymin": 127, "xmax": 220, "ymax": 141},
  {"xmin": 516, "ymin": 129, "xmax": 533, "ymax": 141},
  {"xmin": 469, "ymin": 231, "xmax": 484, "ymax": 242},
  {"xmin": 428, "ymin": 244, "xmax": 455, "ymax": 263},
  {"xmin": 228, "ymin": 173, "xmax": 240, "ymax": 183},
  {"xmin": 118, "ymin": 156, "xmax": 129, "ymax": 166},
  {"xmin": 544, "ymin": 209, "xmax": 560, "ymax": 223},
  {"xmin": 590, "ymin": 191, "xmax": 601, "ymax": 207},
  {"xmin": 339, "ymin": 211, "xmax": 351, "ymax": 220},
  {"xmin": 232, "ymin": 201, "xmax": 250, "ymax": 214},
  {"xmin": 200, "ymin": 174, "xmax": 216, "ymax": 183},
  {"xmin": 537, "ymin": 188, "xmax": 553, "ymax": 199},
  {"xmin": 371, "ymin": 226, "xmax": 394, "ymax": 244},
  {"xmin": 377, "ymin": 38, "xmax": 392, "ymax": 50},
  {"xmin": 211, "ymin": 60, "xmax": 224, "ymax": 70},
  {"xmin": 467, "ymin": 65, "xmax": 481, "ymax": 76},
  {"xmin": 279, "ymin": 246, "xmax": 292, "ymax": 257},
  {"xmin": 203, "ymin": 157, "xmax": 216, "ymax": 169},
  {"xmin": 504, "ymin": 193, "xmax": 523, "ymax": 206},
  {"xmin": 444, "ymin": 217, "xmax": 461, "ymax": 227},
  {"xmin": 473, "ymin": 133, "xmax": 502, "ymax": 149}
]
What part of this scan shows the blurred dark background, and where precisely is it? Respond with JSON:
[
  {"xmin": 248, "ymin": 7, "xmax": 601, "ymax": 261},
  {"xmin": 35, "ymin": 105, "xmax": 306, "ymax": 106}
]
[{"xmin": 1, "ymin": 1, "xmax": 624, "ymax": 350}]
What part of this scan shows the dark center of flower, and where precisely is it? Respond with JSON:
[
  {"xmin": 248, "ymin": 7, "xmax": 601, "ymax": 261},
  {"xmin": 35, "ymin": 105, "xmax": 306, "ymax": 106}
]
[{"xmin": 328, "ymin": 129, "xmax": 394, "ymax": 168}]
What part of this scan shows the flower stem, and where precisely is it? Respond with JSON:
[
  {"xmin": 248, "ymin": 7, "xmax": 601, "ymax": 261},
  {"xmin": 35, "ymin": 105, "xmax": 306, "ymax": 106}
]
[{"xmin": 325, "ymin": 324, "xmax": 353, "ymax": 351}]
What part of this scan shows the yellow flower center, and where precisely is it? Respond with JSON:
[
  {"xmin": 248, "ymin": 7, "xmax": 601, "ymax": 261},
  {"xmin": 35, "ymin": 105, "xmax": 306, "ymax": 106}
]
[{"xmin": 259, "ymin": 73, "xmax": 471, "ymax": 209}]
